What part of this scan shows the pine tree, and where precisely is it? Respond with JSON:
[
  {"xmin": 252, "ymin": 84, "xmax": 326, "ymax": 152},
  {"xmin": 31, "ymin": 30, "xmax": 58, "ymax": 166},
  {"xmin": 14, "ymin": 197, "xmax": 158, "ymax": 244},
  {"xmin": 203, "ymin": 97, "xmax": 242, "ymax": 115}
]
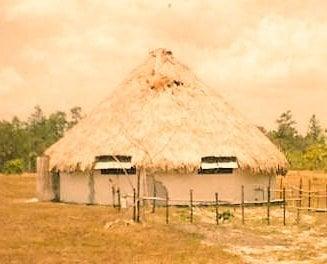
[{"xmin": 307, "ymin": 114, "xmax": 322, "ymax": 142}]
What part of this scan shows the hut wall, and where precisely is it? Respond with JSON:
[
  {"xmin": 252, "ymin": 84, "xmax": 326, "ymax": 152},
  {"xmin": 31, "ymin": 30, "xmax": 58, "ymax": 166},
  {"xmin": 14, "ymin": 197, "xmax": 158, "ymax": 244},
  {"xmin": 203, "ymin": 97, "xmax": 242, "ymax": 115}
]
[
  {"xmin": 59, "ymin": 170, "xmax": 275, "ymax": 205},
  {"xmin": 151, "ymin": 171, "xmax": 275, "ymax": 204},
  {"xmin": 59, "ymin": 171, "xmax": 137, "ymax": 205},
  {"xmin": 60, "ymin": 172, "xmax": 89, "ymax": 203}
]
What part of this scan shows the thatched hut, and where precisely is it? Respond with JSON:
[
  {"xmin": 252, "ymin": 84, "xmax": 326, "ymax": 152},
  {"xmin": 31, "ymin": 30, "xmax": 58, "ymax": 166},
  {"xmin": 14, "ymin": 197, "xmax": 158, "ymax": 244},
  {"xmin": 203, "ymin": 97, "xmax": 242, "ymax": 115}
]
[{"xmin": 42, "ymin": 48, "xmax": 287, "ymax": 205}]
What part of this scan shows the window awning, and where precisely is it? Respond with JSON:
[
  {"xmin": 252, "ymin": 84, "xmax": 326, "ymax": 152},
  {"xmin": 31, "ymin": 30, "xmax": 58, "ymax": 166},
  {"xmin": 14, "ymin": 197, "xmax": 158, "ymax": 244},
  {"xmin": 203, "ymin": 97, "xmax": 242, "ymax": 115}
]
[
  {"xmin": 200, "ymin": 156, "xmax": 238, "ymax": 170},
  {"xmin": 94, "ymin": 161, "xmax": 133, "ymax": 170}
]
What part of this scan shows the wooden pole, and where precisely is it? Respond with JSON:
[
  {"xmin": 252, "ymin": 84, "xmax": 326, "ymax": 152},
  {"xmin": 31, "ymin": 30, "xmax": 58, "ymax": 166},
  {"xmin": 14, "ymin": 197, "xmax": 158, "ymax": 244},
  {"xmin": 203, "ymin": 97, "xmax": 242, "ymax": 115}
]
[
  {"xmin": 165, "ymin": 192, "xmax": 169, "ymax": 224},
  {"xmin": 52, "ymin": 170, "xmax": 60, "ymax": 202},
  {"xmin": 280, "ymin": 177, "xmax": 283, "ymax": 199},
  {"xmin": 88, "ymin": 171, "xmax": 95, "ymax": 205},
  {"xmin": 326, "ymin": 184, "xmax": 327, "ymax": 210},
  {"xmin": 241, "ymin": 185, "xmax": 245, "ymax": 225},
  {"xmin": 112, "ymin": 186, "xmax": 116, "ymax": 208},
  {"xmin": 308, "ymin": 179, "xmax": 311, "ymax": 212},
  {"xmin": 152, "ymin": 181, "xmax": 156, "ymax": 213},
  {"xmin": 190, "ymin": 189, "xmax": 193, "ymax": 223},
  {"xmin": 215, "ymin": 192, "xmax": 219, "ymax": 225},
  {"xmin": 117, "ymin": 188, "xmax": 121, "ymax": 212},
  {"xmin": 36, "ymin": 156, "xmax": 54, "ymax": 201},
  {"xmin": 267, "ymin": 185, "xmax": 271, "ymax": 225},
  {"xmin": 283, "ymin": 187, "xmax": 286, "ymax": 226},
  {"xmin": 133, "ymin": 188, "xmax": 136, "ymax": 222},
  {"xmin": 297, "ymin": 178, "xmax": 303, "ymax": 224},
  {"xmin": 136, "ymin": 171, "xmax": 141, "ymax": 223}
]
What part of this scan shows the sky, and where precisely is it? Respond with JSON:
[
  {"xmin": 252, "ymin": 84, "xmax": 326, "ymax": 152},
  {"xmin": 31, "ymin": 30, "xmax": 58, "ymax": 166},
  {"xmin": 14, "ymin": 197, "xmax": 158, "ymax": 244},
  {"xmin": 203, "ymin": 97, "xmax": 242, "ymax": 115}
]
[{"xmin": 0, "ymin": 0, "xmax": 327, "ymax": 133}]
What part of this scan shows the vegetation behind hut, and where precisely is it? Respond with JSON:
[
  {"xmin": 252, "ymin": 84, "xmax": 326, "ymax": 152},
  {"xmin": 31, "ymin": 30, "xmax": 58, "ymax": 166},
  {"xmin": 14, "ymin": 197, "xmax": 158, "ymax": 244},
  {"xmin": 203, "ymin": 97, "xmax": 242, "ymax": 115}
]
[
  {"xmin": 264, "ymin": 111, "xmax": 327, "ymax": 171},
  {"xmin": 0, "ymin": 105, "xmax": 83, "ymax": 173}
]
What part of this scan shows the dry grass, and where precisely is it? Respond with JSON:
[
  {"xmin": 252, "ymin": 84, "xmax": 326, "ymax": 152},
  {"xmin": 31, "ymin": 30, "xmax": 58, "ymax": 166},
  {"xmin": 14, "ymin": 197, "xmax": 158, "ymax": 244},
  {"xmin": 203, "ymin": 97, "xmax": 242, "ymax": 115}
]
[
  {"xmin": 1, "ymin": 172, "xmax": 326, "ymax": 263},
  {"xmin": 0, "ymin": 174, "xmax": 241, "ymax": 264}
]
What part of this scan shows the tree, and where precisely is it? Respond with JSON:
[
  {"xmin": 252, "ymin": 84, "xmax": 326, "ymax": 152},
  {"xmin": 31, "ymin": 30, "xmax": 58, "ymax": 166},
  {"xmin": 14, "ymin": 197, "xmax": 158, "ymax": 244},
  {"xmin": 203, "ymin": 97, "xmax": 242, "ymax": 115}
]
[
  {"xmin": 0, "ymin": 121, "xmax": 15, "ymax": 169},
  {"xmin": 257, "ymin": 126, "xmax": 267, "ymax": 135},
  {"xmin": 28, "ymin": 105, "xmax": 45, "ymax": 126},
  {"xmin": 303, "ymin": 143, "xmax": 327, "ymax": 170},
  {"xmin": 3, "ymin": 159, "xmax": 25, "ymax": 174},
  {"xmin": 68, "ymin": 106, "xmax": 83, "ymax": 128},
  {"xmin": 268, "ymin": 110, "xmax": 305, "ymax": 152},
  {"xmin": 265, "ymin": 111, "xmax": 327, "ymax": 170},
  {"xmin": 276, "ymin": 110, "xmax": 297, "ymax": 139},
  {"xmin": 0, "ymin": 105, "xmax": 83, "ymax": 173},
  {"xmin": 47, "ymin": 111, "xmax": 68, "ymax": 143},
  {"xmin": 306, "ymin": 114, "xmax": 323, "ymax": 143}
]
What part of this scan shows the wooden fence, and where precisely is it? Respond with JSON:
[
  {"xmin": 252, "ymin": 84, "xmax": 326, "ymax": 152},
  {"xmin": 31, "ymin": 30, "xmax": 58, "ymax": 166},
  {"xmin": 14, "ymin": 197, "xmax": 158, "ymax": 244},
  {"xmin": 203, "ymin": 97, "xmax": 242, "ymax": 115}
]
[{"xmin": 111, "ymin": 182, "xmax": 327, "ymax": 226}]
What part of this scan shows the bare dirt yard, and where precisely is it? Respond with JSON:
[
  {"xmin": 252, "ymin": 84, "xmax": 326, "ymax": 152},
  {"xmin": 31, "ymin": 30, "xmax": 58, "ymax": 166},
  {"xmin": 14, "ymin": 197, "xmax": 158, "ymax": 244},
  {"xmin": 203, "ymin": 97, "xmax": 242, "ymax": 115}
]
[{"xmin": 1, "ymin": 172, "xmax": 326, "ymax": 263}]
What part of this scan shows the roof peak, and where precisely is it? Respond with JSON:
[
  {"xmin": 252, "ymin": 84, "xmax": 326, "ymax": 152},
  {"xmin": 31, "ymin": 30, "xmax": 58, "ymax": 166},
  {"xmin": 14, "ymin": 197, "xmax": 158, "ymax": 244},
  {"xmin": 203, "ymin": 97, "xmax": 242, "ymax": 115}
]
[{"xmin": 149, "ymin": 48, "xmax": 173, "ymax": 57}]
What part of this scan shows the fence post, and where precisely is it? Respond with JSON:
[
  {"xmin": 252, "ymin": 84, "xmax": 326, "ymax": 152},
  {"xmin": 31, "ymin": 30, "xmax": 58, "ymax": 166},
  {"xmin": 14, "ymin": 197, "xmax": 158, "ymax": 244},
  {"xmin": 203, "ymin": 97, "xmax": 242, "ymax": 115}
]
[
  {"xmin": 283, "ymin": 187, "xmax": 286, "ymax": 226},
  {"xmin": 165, "ymin": 192, "xmax": 169, "ymax": 224},
  {"xmin": 152, "ymin": 181, "xmax": 156, "ymax": 213},
  {"xmin": 112, "ymin": 186, "xmax": 116, "ymax": 208},
  {"xmin": 308, "ymin": 179, "xmax": 311, "ymax": 212},
  {"xmin": 215, "ymin": 192, "xmax": 219, "ymax": 225},
  {"xmin": 136, "ymin": 171, "xmax": 141, "ymax": 223},
  {"xmin": 117, "ymin": 188, "xmax": 121, "ymax": 212},
  {"xmin": 133, "ymin": 188, "xmax": 136, "ymax": 222},
  {"xmin": 326, "ymin": 184, "xmax": 327, "ymax": 211},
  {"xmin": 317, "ymin": 188, "xmax": 320, "ymax": 209},
  {"xmin": 297, "ymin": 178, "xmax": 303, "ymax": 224},
  {"xmin": 267, "ymin": 185, "xmax": 271, "ymax": 225},
  {"xmin": 280, "ymin": 178, "xmax": 283, "ymax": 199},
  {"xmin": 241, "ymin": 185, "xmax": 245, "ymax": 225},
  {"xmin": 190, "ymin": 189, "xmax": 193, "ymax": 223}
]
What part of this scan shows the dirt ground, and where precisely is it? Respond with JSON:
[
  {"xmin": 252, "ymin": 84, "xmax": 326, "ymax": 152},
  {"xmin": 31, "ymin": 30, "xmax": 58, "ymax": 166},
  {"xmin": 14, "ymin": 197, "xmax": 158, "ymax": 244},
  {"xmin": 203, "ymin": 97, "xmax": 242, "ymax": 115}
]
[
  {"xmin": 1, "ymin": 172, "xmax": 326, "ymax": 264},
  {"xmin": 187, "ymin": 206, "xmax": 327, "ymax": 264}
]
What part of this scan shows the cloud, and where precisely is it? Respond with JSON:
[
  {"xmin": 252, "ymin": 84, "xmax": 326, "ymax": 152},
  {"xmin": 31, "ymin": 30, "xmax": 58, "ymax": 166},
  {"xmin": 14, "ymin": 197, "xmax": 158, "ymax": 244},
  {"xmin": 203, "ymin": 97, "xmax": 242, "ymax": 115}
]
[
  {"xmin": 3, "ymin": 0, "xmax": 75, "ymax": 20},
  {"xmin": 0, "ymin": 0, "xmax": 327, "ymax": 132},
  {"xmin": 0, "ymin": 68, "xmax": 24, "ymax": 96},
  {"xmin": 197, "ymin": 14, "xmax": 327, "ymax": 83}
]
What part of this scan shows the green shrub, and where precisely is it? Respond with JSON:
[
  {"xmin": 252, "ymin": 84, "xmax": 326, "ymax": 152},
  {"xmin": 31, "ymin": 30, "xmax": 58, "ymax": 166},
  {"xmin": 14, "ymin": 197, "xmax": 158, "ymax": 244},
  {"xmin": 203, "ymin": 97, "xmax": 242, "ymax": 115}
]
[{"xmin": 3, "ymin": 159, "xmax": 25, "ymax": 174}]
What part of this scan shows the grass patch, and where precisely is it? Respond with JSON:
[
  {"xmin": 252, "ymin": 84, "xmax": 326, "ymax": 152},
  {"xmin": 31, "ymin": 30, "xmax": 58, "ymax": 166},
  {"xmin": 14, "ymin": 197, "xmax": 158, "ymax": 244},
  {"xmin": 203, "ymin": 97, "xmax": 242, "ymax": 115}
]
[{"xmin": 0, "ymin": 174, "xmax": 241, "ymax": 263}]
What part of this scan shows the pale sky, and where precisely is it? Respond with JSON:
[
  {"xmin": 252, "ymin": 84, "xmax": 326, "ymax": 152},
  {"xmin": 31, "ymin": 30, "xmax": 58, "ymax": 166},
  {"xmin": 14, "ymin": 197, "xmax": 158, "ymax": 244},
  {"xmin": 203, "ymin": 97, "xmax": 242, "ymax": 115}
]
[{"xmin": 1, "ymin": 0, "xmax": 327, "ymax": 133}]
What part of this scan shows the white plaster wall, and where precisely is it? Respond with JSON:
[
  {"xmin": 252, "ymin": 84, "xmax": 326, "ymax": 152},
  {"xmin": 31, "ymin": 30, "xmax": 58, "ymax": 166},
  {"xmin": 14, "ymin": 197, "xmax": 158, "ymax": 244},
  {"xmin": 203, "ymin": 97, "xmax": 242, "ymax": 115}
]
[
  {"xmin": 93, "ymin": 172, "xmax": 138, "ymax": 205},
  {"xmin": 60, "ymin": 172, "xmax": 138, "ymax": 205},
  {"xmin": 153, "ymin": 172, "xmax": 275, "ymax": 204},
  {"xmin": 60, "ymin": 172, "xmax": 89, "ymax": 203},
  {"xmin": 60, "ymin": 171, "xmax": 275, "ymax": 205}
]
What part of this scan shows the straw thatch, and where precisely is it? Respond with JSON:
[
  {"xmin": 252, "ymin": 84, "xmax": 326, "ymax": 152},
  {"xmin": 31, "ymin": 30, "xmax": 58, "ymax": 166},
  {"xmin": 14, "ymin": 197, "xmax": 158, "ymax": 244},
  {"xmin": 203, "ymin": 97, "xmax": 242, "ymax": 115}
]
[{"xmin": 45, "ymin": 48, "xmax": 288, "ymax": 173}]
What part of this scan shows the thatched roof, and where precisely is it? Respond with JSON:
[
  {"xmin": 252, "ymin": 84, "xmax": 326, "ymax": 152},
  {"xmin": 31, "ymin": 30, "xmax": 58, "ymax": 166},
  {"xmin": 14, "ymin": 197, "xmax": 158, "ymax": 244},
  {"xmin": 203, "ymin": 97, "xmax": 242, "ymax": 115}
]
[{"xmin": 45, "ymin": 48, "xmax": 288, "ymax": 173}]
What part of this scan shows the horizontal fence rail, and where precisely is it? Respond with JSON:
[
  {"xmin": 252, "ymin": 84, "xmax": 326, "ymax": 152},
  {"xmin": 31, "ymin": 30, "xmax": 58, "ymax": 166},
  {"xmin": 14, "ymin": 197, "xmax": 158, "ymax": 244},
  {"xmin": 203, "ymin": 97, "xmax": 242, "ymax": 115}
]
[{"xmin": 110, "ymin": 179, "xmax": 327, "ymax": 226}]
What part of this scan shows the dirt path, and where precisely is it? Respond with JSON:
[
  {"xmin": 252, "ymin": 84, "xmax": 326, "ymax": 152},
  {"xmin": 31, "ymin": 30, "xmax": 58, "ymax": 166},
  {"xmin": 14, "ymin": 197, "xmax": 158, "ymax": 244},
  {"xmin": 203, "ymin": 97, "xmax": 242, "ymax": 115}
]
[{"xmin": 176, "ymin": 207, "xmax": 327, "ymax": 264}]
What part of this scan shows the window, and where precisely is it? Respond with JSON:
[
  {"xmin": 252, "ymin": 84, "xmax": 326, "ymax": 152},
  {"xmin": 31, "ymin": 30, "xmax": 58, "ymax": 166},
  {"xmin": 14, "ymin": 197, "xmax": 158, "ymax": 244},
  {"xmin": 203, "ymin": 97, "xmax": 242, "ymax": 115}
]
[
  {"xmin": 94, "ymin": 155, "xmax": 136, "ymax": 175},
  {"xmin": 198, "ymin": 156, "xmax": 238, "ymax": 174}
]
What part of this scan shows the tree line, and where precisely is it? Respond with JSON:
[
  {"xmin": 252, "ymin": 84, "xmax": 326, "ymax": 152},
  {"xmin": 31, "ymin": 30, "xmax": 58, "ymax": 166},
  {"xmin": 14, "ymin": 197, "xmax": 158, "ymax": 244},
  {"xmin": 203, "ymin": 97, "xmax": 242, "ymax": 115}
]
[
  {"xmin": 0, "ymin": 107, "xmax": 326, "ymax": 173},
  {"xmin": 261, "ymin": 111, "xmax": 327, "ymax": 171},
  {"xmin": 0, "ymin": 106, "xmax": 83, "ymax": 173}
]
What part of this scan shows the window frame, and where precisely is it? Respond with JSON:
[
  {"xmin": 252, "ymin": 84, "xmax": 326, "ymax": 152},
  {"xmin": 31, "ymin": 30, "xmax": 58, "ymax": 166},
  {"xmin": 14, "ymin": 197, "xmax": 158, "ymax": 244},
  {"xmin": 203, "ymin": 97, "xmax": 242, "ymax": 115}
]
[
  {"xmin": 198, "ymin": 156, "xmax": 238, "ymax": 174},
  {"xmin": 94, "ymin": 155, "xmax": 136, "ymax": 175}
]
